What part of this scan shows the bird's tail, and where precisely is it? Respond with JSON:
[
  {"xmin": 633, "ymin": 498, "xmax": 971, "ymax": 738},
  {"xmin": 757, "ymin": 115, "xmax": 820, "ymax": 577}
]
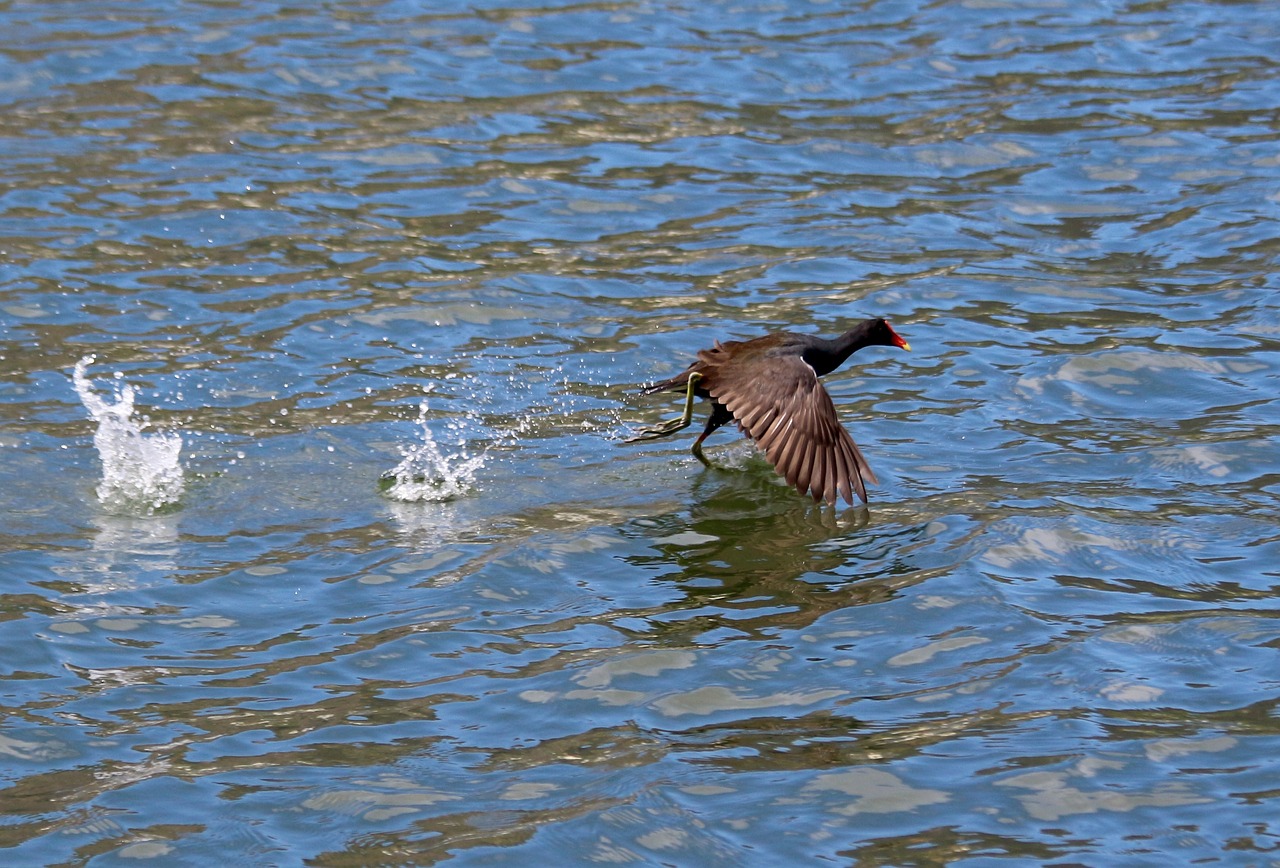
[{"xmin": 639, "ymin": 371, "xmax": 691, "ymax": 395}]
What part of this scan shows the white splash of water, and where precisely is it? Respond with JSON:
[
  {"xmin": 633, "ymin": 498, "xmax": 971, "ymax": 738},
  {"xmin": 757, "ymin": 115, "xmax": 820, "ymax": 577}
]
[
  {"xmin": 72, "ymin": 356, "xmax": 184, "ymax": 514},
  {"xmin": 381, "ymin": 393, "xmax": 486, "ymax": 502}
]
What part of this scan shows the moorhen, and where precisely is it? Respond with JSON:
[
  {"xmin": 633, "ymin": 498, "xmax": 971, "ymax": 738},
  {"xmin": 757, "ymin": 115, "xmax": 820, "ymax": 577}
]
[{"xmin": 627, "ymin": 317, "xmax": 909, "ymax": 505}]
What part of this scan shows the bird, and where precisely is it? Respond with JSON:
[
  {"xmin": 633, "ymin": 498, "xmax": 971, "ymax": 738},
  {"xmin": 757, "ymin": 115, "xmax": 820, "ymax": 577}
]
[{"xmin": 626, "ymin": 317, "xmax": 909, "ymax": 505}]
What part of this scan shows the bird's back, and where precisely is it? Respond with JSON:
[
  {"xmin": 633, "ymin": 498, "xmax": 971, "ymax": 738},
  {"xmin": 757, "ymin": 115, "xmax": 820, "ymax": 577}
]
[{"xmin": 694, "ymin": 332, "xmax": 809, "ymax": 377}]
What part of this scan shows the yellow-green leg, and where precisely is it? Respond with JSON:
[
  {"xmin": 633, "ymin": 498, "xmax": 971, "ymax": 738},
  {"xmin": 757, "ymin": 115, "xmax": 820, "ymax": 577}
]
[
  {"xmin": 690, "ymin": 398, "xmax": 733, "ymax": 467},
  {"xmin": 626, "ymin": 373, "xmax": 702, "ymax": 443},
  {"xmin": 691, "ymin": 434, "xmax": 711, "ymax": 466}
]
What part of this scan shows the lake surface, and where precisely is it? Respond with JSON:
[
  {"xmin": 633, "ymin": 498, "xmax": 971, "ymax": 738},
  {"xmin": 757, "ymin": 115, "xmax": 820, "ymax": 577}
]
[{"xmin": 3, "ymin": 0, "xmax": 1279, "ymax": 864}]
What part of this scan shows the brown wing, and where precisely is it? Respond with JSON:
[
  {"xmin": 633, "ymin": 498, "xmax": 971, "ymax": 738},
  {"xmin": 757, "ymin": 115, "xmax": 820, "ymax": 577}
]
[{"xmin": 704, "ymin": 351, "xmax": 878, "ymax": 505}]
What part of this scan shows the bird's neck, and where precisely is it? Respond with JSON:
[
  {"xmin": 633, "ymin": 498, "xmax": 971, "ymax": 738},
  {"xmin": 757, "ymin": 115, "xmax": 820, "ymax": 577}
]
[{"xmin": 806, "ymin": 323, "xmax": 875, "ymax": 376}]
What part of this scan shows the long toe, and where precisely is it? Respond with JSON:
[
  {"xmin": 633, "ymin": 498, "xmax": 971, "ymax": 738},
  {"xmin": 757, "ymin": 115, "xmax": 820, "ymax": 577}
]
[{"xmin": 625, "ymin": 419, "xmax": 685, "ymax": 442}]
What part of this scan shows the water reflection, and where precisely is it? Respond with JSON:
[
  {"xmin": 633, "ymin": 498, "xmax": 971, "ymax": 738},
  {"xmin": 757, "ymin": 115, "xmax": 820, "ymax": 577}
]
[{"xmin": 83, "ymin": 512, "xmax": 181, "ymax": 590}]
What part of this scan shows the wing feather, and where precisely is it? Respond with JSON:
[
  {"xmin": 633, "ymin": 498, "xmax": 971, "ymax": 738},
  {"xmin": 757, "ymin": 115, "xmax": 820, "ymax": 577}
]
[
  {"xmin": 811, "ymin": 445, "xmax": 828, "ymax": 504},
  {"xmin": 706, "ymin": 351, "xmax": 875, "ymax": 505},
  {"xmin": 795, "ymin": 437, "xmax": 814, "ymax": 497}
]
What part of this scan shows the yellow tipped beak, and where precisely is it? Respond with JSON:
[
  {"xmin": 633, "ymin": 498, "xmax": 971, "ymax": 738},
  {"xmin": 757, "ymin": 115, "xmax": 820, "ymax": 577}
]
[{"xmin": 884, "ymin": 320, "xmax": 910, "ymax": 352}]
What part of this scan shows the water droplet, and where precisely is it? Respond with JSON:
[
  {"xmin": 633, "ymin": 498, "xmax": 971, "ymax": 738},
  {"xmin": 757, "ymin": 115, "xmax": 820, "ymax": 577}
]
[
  {"xmin": 72, "ymin": 357, "xmax": 183, "ymax": 515},
  {"xmin": 381, "ymin": 398, "xmax": 485, "ymax": 503}
]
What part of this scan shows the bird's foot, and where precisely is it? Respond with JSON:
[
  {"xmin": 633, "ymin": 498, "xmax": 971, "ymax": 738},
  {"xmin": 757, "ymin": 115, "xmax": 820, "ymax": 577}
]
[
  {"xmin": 625, "ymin": 372, "xmax": 702, "ymax": 444},
  {"xmin": 625, "ymin": 416, "xmax": 690, "ymax": 442}
]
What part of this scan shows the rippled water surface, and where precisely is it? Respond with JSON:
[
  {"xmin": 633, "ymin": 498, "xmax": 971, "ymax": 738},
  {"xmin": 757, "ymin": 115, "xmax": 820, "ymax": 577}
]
[{"xmin": 3, "ymin": 0, "xmax": 1279, "ymax": 863}]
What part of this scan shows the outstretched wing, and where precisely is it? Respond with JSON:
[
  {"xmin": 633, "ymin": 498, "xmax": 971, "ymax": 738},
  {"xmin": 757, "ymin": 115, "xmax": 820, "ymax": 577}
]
[{"xmin": 705, "ymin": 351, "xmax": 877, "ymax": 505}]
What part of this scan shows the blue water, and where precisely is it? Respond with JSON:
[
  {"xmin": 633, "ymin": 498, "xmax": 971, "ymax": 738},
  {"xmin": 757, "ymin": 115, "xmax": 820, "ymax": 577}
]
[{"xmin": 2, "ymin": 0, "xmax": 1279, "ymax": 864}]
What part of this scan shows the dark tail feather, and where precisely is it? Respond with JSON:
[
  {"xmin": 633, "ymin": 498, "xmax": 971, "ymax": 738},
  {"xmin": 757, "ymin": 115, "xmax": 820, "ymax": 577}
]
[{"xmin": 640, "ymin": 372, "xmax": 690, "ymax": 395}]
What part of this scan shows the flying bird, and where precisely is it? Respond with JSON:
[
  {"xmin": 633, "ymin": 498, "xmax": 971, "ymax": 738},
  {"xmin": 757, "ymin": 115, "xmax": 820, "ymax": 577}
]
[{"xmin": 627, "ymin": 317, "xmax": 910, "ymax": 505}]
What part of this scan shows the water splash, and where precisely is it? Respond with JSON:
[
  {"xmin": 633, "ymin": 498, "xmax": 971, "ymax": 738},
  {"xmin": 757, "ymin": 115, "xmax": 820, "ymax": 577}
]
[
  {"xmin": 72, "ymin": 356, "xmax": 184, "ymax": 514},
  {"xmin": 380, "ymin": 394, "xmax": 486, "ymax": 502}
]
